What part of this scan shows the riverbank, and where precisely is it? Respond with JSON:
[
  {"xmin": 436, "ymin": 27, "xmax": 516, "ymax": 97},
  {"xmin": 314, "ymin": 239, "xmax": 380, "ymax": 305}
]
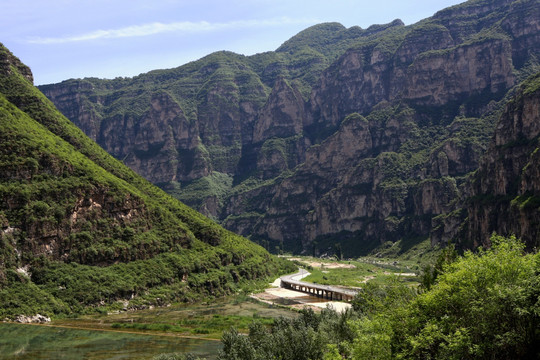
[{"xmin": 44, "ymin": 295, "xmax": 295, "ymax": 340}]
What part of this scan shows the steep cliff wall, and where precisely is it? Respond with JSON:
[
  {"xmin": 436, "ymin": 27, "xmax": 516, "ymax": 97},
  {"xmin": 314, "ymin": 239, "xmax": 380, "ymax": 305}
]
[
  {"xmin": 40, "ymin": 0, "xmax": 540, "ymax": 255},
  {"xmin": 464, "ymin": 74, "xmax": 540, "ymax": 249},
  {"xmin": 223, "ymin": 0, "xmax": 539, "ymax": 253}
]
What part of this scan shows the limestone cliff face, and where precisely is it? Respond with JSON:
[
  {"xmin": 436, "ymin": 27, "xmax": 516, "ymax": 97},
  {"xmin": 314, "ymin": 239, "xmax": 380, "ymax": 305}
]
[
  {"xmin": 501, "ymin": 0, "xmax": 540, "ymax": 67},
  {"xmin": 196, "ymin": 67, "xmax": 268, "ymax": 177},
  {"xmin": 305, "ymin": 114, "xmax": 373, "ymax": 172},
  {"xmin": 308, "ymin": 27, "xmax": 516, "ymax": 131},
  {"xmin": 402, "ymin": 39, "xmax": 514, "ymax": 105},
  {"xmin": 305, "ymin": 0, "xmax": 539, "ymax": 132},
  {"xmin": 40, "ymin": 0, "xmax": 540, "ymax": 254},
  {"xmin": 253, "ymin": 78, "xmax": 305, "ymax": 143},
  {"xmin": 100, "ymin": 91, "xmax": 205, "ymax": 184},
  {"xmin": 36, "ymin": 80, "xmax": 103, "ymax": 141},
  {"xmin": 226, "ymin": 0, "xmax": 538, "ymax": 253},
  {"xmin": 428, "ymin": 138, "xmax": 485, "ymax": 178},
  {"xmin": 225, "ymin": 108, "xmax": 460, "ymax": 249},
  {"xmin": 250, "ymin": 78, "xmax": 308, "ymax": 179},
  {"xmin": 40, "ymin": 54, "xmax": 270, "ymax": 189},
  {"xmin": 465, "ymin": 76, "xmax": 540, "ymax": 249}
]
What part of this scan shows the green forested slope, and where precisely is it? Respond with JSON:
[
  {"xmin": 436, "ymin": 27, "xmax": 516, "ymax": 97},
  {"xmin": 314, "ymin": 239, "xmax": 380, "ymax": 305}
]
[{"xmin": 0, "ymin": 44, "xmax": 294, "ymax": 318}]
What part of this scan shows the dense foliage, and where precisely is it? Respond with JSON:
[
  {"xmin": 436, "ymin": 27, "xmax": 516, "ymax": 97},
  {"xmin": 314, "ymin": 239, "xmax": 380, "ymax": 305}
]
[
  {"xmin": 392, "ymin": 235, "xmax": 539, "ymax": 359},
  {"xmin": 218, "ymin": 236, "xmax": 540, "ymax": 359}
]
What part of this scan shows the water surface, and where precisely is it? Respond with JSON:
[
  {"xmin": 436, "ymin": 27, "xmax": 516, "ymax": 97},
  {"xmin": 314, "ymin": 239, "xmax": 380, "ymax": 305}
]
[{"xmin": 0, "ymin": 323, "xmax": 221, "ymax": 359}]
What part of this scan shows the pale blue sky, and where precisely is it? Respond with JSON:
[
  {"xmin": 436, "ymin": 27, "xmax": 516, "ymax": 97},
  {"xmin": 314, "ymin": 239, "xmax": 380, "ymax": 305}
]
[{"xmin": 2, "ymin": 0, "xmax": 464, "ymax": 85}]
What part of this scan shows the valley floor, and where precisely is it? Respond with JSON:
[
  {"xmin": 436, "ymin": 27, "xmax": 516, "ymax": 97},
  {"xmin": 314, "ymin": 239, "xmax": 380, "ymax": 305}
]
[
  {"xmin": 251, "ymin": 268, "xmax": 354, "ymax": 313},
  {"xmin": 250, "ymin": 255, "xmax": 421, "ymax": 313},
  {"xmin": 0, "ymin": 254, "xmax": 427, "ymax": 359}
]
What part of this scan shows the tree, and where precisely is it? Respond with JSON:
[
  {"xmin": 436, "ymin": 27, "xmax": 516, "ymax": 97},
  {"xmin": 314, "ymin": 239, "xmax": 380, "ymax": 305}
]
[
  {"xmin": 394, "ymin": 235, "xmax": 540, "ymax": 359},
  {"xmin": 334, "ymin": 243, "xmax": 342, "ymax": 261},
  {"xmin": 218, "ymin": 308, "xmax": 348, "ymax": 360},
  {"xmin": 419, "ymin": 243, "xmax": 457, "ymax": 291}
]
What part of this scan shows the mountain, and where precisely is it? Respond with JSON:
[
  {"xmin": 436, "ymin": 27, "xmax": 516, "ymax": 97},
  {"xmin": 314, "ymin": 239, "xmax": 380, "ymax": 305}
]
[
  {"xmin": 0, "ymin": 44, "xmax": 293, "ymax": 318},
  {"xmin": 39, "ymin": 0, "xmax": 540, "ymax": 255}
]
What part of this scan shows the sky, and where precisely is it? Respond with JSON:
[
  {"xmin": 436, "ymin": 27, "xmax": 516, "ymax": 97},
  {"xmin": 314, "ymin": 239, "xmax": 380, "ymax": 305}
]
[{"xmin": 1, "ymin": 0, "xmax": 465, "ymax": 85}]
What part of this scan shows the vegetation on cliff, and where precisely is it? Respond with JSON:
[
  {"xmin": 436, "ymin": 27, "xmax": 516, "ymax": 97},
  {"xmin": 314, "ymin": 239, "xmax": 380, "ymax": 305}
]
[
  {"xmin": 459, "ymin": 71, "xmax": 540, "ymax": 249},
  {"xmin": 0, "ymin": 44, "xmax": 295, "ymax": 318}
]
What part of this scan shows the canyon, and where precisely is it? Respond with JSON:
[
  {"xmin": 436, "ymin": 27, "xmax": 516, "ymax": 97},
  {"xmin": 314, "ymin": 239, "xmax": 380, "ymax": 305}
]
[{"xmin": 39, "ymin": 0, "xmax": 540, "ymax": 254}]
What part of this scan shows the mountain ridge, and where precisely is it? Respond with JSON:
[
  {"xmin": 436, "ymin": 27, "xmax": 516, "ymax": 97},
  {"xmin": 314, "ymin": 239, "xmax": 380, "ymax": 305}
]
[{"xmin": 39, "ymin": 0, "xmax": 540, "ymax": 255}]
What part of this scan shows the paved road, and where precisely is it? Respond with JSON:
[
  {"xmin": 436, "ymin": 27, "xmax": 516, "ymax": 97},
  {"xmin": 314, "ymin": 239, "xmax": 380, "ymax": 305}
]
[{"xmin": 286, "ymin": 269, "xmax": 311, "ymax": 281}]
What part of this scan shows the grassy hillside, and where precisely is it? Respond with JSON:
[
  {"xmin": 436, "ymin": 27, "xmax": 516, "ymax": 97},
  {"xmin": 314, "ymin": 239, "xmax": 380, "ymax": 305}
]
[{"xmin": 0, "ymin": 43, "xmax": 294, "ymax": 318}]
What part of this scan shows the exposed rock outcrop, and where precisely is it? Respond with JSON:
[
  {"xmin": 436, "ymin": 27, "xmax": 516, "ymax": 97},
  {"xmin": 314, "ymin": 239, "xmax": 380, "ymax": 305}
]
[
  {"xmin": 464, "ymin": 75, "xmax": 540, "ymax": 249},
  {"xmin": 253, "ymin": 78, "xmax": 305, "ymax": 143},
  {"xmin": 307, "ymin": 29, "xmax": 515, "ymax": 132},
  {"xmin": 106, "ymin": 91, "xmax": 205, "ymax": 183},
  {"xmin": 14, "ymin": 314, "xmax": 51, "ymax": 324}
]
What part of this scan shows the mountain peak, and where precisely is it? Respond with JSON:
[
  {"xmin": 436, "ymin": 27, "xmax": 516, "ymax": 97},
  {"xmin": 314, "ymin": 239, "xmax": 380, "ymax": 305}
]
[{"xmin": 277, "ymin": 22, "xmax": 347, "ymax": 53}]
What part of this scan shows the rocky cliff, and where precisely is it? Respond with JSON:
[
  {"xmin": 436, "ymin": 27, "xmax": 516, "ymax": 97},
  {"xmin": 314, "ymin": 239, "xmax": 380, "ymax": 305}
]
[
  {"xmin": 460, "ymin": 74, "xmax": 540, "ymax": 249},
  {"xmin": 40, "ymin": 0, "xmax": 540, "ymax": 255}
]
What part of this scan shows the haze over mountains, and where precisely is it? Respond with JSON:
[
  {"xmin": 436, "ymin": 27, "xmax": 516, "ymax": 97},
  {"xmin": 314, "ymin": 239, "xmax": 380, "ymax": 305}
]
[{"xmin": 39, "ymin": 0, "xmax": 540, "ymax": 257}]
